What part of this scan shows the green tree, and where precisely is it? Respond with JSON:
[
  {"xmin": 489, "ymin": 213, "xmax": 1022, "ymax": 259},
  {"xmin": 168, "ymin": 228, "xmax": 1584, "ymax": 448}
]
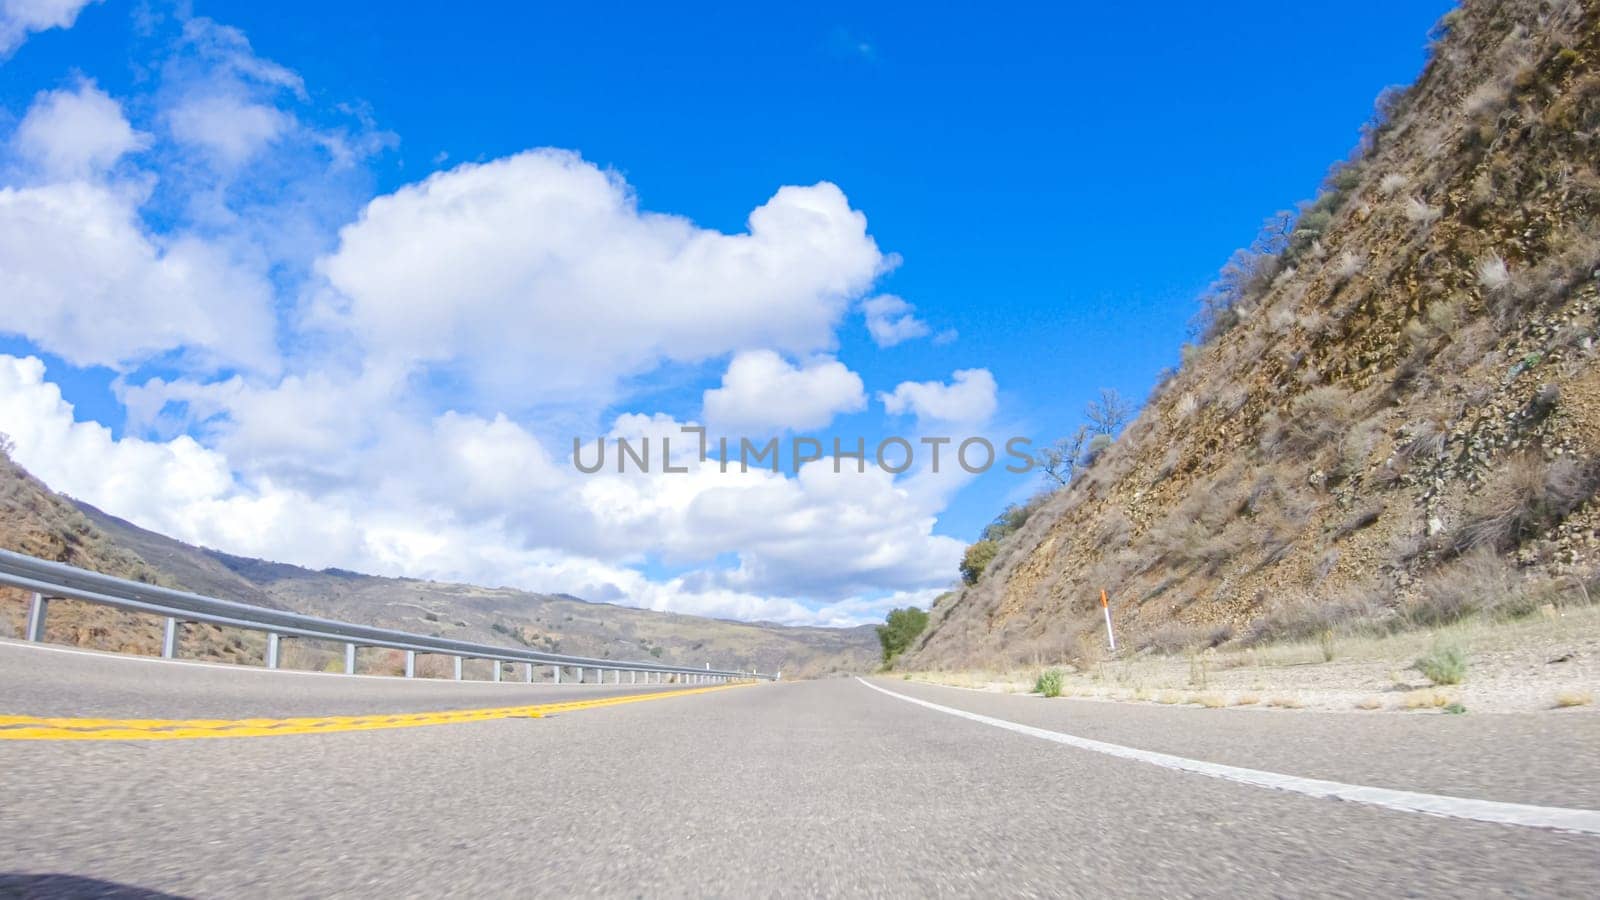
[
  {"xmin": 960, "ymin": 539, "xmax": 999, "ymax": 586},
  {"xmin": 877, "ymin": 606, "xmax": 930, "ymax": 663}
]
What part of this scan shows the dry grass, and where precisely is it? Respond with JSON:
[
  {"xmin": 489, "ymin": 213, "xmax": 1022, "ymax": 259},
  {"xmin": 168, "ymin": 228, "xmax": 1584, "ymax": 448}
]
[
  {"xmin": 1197, "ymin": 693, "xmax": 1227, "ymax": 708},
  {"xmin": 1266, "ymin": 696, "xmax": 1305, "ymax": 709},
  {"xmin": 1233, "ymin": 693, "xmax": 1260, "ymax": 706},
  {"xmin": 1553, "ymin": 689, "xmax": 1594, "ymax": 708},
  {"xmin": 1402, "ymin": 689, "xmax": 1452, "ymax": 710},
  {"xmin": 1278, "ymin": 386, "xmax": 1356, "ymax": 456},
  {"xmin": 1453, "ymin": 455, "xmax": 1600, "ymax": 555},
  {"xmin": 1155, "ymin": 690, "xmax": 1183, "ymax": 705},
  {"xmin": 1355, "ymin": 697, "xmax": 1385, "ymax": 710}
]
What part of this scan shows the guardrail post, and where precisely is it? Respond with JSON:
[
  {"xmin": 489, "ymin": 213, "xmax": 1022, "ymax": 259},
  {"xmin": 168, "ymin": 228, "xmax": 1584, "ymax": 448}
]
[
  {"xmin": 629, "ymin": 670, "xmax": 636, "ymax": 684},
  {"xmin": 404, "ymin": 650, "xmax": 416, "ymax": 678},
  {"xmin": 25, "ymin": 593, "xmax": 48, "ymax": 642},
  {"xmin": 344, "ymin": 643, "xmax": 357, "ymax": 675},
  {"xmin": 454, "ymin": 657, "xmax": 464, "ymax": 681},
  {"xmin": 552, "ymin": 665, "xmax": 562, "ymax": 683},
  {"xmin": 492, "ymin": 661, "xmax": 502, "ymax": 683},
  {"xmin": 162, "ymin": 617, "xmax": 179, "ymax": 659},
  {"xmin": 266, "ymin": 633, "xmax": 281, "ymax": 669},
  {"xmin": 524, "ymin": 662, "xmax": 534, "ymax": 683}
]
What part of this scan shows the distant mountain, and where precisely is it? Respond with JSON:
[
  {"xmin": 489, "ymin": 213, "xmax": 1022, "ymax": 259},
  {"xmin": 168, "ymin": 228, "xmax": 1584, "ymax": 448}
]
[{"xmin": 0, "ymin": 452, "xmax": 877, "ymax": 678}]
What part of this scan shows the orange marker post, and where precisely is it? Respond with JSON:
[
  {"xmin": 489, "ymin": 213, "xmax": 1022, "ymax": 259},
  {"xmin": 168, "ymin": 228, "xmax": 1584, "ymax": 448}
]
[{"xmin": 1101, "ymin": 588, "xmax": 1116, "ymax": 653}]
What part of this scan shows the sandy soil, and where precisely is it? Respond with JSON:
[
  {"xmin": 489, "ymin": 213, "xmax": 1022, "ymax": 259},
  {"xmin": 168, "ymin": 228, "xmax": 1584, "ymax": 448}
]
[{"xmin": 905, "ymin": 605, "xmax": 1600, "ymax": 714}]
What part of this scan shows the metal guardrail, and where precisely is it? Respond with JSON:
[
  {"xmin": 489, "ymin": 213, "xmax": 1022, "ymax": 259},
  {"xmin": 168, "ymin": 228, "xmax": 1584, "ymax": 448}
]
[{"xmin": 0, "ymin": 549, "xmax": 778, "ymax": 684}]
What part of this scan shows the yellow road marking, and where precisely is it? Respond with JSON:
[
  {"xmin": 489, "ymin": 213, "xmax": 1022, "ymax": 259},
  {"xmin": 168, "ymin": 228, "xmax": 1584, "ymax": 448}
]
[{"xmin": 0, "ymin": 683, "xmax": 753, "ymax": 741}]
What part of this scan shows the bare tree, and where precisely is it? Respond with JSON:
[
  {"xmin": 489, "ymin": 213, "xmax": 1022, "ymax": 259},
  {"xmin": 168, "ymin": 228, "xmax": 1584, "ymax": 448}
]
[
  {"xmin": 1038, "ymin": 425, "xmax": 1091, "ymax": 486},
  {"xmin": 1085, "ymin": 388, "xmax": 1132, "ymax": 436}
]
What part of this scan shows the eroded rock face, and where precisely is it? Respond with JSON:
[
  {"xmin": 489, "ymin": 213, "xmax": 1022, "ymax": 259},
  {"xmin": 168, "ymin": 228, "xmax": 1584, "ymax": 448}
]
[{"xmin": 908, "ymin": 0, "xmax": 1600, "ymax": 671}]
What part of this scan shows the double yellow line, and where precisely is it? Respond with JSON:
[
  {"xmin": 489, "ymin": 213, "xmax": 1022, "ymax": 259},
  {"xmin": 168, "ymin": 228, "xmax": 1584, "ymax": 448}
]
[{"xmin": 0, "ymin": 682, "xmax": 751, "ymax": 741}]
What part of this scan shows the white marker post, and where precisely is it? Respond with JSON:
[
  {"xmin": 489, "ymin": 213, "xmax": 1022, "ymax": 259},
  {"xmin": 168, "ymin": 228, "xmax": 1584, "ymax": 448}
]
[{"xmin": 1101, "ymin": 589, "xmax": 1116, "ymax": 653}]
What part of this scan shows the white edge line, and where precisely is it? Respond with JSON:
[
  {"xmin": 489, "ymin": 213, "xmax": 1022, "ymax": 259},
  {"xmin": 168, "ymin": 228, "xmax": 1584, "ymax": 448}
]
[{"xmin": 856, "ymin": 677, "xmax": 1600, "ymax": 837}]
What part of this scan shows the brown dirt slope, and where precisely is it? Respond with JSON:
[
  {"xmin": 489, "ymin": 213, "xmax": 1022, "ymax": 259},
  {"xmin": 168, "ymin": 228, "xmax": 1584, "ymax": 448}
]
[
  {"xmin": 905, "ymin": 0, "xmax": 1600, "ymax": 670},
  {"xmin": 0, "ymin": 451, "xmax": 265, "ymax": 662}
]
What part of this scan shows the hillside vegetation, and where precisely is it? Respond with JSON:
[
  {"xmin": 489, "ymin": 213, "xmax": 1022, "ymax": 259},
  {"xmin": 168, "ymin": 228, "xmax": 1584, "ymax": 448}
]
[
  {"xmin": 0, "ymin": 450, "xmax": 876, "ymax": 677},
  {"xmin": 904, "ymin": 0, "xmax": 1600, "ymax": 671}
]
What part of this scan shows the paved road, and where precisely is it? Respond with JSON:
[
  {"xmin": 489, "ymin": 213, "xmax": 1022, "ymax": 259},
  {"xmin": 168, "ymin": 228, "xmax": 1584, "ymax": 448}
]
[{"xmin": 1, "ymin": 644, "xmax": 1598, "ymax": 898}]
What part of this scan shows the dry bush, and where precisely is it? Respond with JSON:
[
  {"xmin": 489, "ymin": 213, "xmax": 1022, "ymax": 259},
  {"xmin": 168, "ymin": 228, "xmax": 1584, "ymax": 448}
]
[
  {"xmin": 1274, "ymin": 386, "xmax": 1356, "ymax": 456},
  {"xmin": 1093, "ymin": 510, "xmax": 1132, "ymax": 549},
  {"xmin": 1378, "ymin": 172, "xmax": 1409, "ymax": 195},
  {"xmin": 1476, "ymin": 252, "xmax": 1512, "ymax": 292},
  {"xmin": 1137, "ymin": 621, "xmax": 1232, "ymax": 656},
  {"xmin": 1139, "ymin": 621, "xmax": 1208, "ymax": 655},
  {"xmin": 1398, "ymin": 419, "xmax": 1448, "ymax": 461},
  {"xmin": 1154, "ymin": 447, "xmax": 1181, "ymax": 481},
  {"xmin": 1241, "ymin": 585, "xmax": 1387, "ymax": 647},
  {"xmin": 1332, "ymin": 251, "xmax": 1365, "ymax": 279},
  {"xmin": 1497, "ymin": 226, "xmax": 1600, "ymax": 321},
  {"xmin": 1403, "ymin": 196, "xmax": 1443, "ymax": 226},
  {"xmin": 1406, "ymin": 549, "xmax": 1577, "ymax": 626},
  {"xmin": 1453, "ymin": 455, "xmax": 1600, "ymax": 553}
]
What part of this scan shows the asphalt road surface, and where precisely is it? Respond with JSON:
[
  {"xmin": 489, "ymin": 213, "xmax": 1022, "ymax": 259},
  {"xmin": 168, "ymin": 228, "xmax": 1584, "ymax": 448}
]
[{"xmin": 2, "ymin": 640, "xmax": 1598, "ymax": 898}]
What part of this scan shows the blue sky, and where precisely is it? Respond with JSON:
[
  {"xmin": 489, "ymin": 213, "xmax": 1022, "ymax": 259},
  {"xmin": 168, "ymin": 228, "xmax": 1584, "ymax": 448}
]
[{"xmin": 0, "ymin": 1, "xmax": 1453, "ymax": 625}]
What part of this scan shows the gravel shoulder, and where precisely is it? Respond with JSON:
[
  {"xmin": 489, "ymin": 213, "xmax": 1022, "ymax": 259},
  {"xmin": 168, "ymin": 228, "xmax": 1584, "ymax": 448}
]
[{"xmin": 906, "ymin": 605, "xmax": 1600, "ymax": 715}]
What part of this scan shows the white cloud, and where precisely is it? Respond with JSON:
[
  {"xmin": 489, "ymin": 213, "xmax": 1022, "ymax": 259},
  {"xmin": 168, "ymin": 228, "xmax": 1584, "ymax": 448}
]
[
  {"xmin": 0, "ymin": 355, "xmax": 960, "ymax": 624},
  {"xmin": 862, "ymin": 294, "xmax": 930, "ymax": 347},
  {"xmin": 702, "ymin": 350, "xmax": 865, "ymax": 432},
  {"xmin": 166, "ymin": 94, "xmax": 289, "ymax": 166},
  {"xmin": 0, "ymin": 0, "xmax": 97, "ymax": 55},
  {"xmin": 879, "ymin": 368, "xmax": 998, "ymax": 425},
  {"xmin": 0, "ymin": 10, "xmax": 989, "ymax": 629},
  {"xmin": 13, "ymin": 80, "xmax": 149, "ymax": 178},
  {"xmin": 0, "ymin": 181, "xmax": 279, "ymax": 372},
  {"xmin": 314, "ymin": 150, "xmax": 890, "ymax": 406}
]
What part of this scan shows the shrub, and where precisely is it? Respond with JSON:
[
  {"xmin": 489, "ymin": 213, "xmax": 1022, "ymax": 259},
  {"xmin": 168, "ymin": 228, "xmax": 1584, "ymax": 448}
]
[
  {"xmin": 876, "ymin": 607, "xmax": 930, "ymax": 663},
  {"xmin": 1476, "ymin": 252, "xmax": 1511, "ymax": 292},
  {"xmin": 1403, "ymin": 196, "xmax": 1442, "ymax": 226},
  {"xmin": 1241, "ymin": 586, "xmax": 1384, "ymax": 647},
  {"xmin": 1454, "ymin": 455, "xmax": 1600, "ymax": 553},
  {"xmin": 960, "ymin": 539, "xmax": 1000, "ymax": 586},
  {"xmin": 1034, "ymin": 669, "xmax": 1064, "ymax": 698},
  {"xmin": 982, "ymin": 494, "xmax": 1048, "ymax": 543},
  {"xmin": 1332, "ymin": 251, "xmax": 1365, "ymax": 279},
  {"xmin": 1277, "ymin": 386, "xmax": 1355, "ymax": 455},
  {"xmin": 1415, "ymin": 642, "xmax": 1467, "ymax": 685}
]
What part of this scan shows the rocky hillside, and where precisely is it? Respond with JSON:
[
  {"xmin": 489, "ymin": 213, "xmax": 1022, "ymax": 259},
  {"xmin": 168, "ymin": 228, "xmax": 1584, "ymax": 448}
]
[
  {"xmin": 905, "ymin": 0, "xmax": 1600, "ymax": 670},
  {"xmin": 0, "ymin": 452, "xmax": 876, "ymax": 677}
]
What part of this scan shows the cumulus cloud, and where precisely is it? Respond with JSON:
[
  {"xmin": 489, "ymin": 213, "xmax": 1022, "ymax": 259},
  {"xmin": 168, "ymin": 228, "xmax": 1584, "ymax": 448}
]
[
  {"xmin": 0, "ymin": 0, "xmax": 97, "ymax": 55},
  {"xmin": 879, "ymin": 368, "xmax": 998, "ymax": 425},
  {"xmin": 0, "ymin": 355, "xmax": 960, "ymax": 623},
  {"xmin": 13, "ymin": 80, "xmax": 149, "ymax": 178},
  {"xmin": 314, "ymin": 150, "xmax": 890, "ymax": 406},
  {"xmin": 166, "ymin": 94, "xmax": 289, "ymax": 166},
  {"xmin": 0, "ymin": 10, "xmax": 991, "ymax": 628},
  {"xmin": 862, "ymin": 294, "xmax": 930, "ymax": 347},
  {"xmin": 0, "ymin": 181, "xmax": 279, "ymax": 372},
  {"xmin": 702, "ymin": 350, "xmax": 865, "ymax": 432}
]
